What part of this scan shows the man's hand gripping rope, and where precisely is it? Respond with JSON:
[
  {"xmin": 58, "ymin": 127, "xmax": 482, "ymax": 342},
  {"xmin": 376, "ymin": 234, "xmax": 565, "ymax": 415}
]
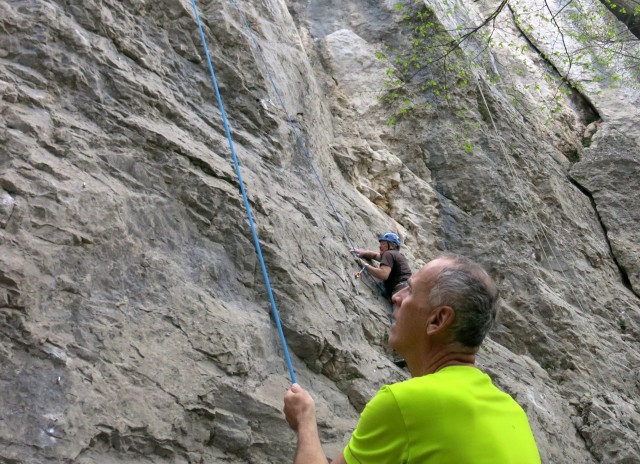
[{"xmin": 351, "ymin": 249, "xmax": 367, "ymax": 278}]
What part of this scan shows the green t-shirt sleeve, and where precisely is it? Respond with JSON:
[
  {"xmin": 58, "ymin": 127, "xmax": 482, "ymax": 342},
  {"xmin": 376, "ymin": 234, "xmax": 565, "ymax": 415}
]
[{"xmin": 344, "ymin": 386, "xmax": 408, "ymax": 464}]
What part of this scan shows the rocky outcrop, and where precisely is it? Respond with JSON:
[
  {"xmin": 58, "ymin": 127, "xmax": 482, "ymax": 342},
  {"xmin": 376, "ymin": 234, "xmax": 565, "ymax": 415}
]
[{"xmin": 1, "ymin": 0, "xmax": 639, "ymax": 463}]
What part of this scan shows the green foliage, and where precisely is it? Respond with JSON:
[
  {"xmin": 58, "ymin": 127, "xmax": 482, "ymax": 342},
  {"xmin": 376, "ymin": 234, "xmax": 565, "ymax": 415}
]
[
  {"xmin": 511, "ymin": 0, "xmax": 639, "ymax": 86},
  {"xmin": 375, "ymin": 0, "xmax": 479, "ymax": 150},
  {"xmin": 345, "ymin": 371, "xmax": 365, "ymax": 380},
  {"xmin": 375, "ymin": 0, "xmax": 639, "ymax": 135},
  {"xmin": 618, "ymin": 317, "xmax": 627, "ymax": 331}
]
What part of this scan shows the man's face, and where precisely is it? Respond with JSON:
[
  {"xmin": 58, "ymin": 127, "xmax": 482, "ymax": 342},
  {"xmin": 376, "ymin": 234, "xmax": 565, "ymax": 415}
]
[
  {"xmin": 378, "ymin": 240, "xmax": 389, "ymax": 253},
  {"xmin": 389, "ymin": 258, "xmax": 451, "ymax": 356}
]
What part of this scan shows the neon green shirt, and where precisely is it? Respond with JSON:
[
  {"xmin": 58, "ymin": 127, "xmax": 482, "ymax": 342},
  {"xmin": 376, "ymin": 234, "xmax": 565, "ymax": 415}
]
[{"xmin": 344, "ymin": 365, "xmax": 540, "ymax": 464}]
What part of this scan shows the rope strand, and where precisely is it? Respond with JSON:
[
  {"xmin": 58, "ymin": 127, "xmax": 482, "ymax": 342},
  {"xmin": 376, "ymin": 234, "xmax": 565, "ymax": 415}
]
[
  {"xmin": 229, "ymin": 0, "xmax": 358, "ymax": 251},
  {"xmin": 226, "ymin": 0, "xmax": 394, "ymax": 297},
  {"xmin": 190, "ymin": 0, "xmax": 296, "ymax": 384}
]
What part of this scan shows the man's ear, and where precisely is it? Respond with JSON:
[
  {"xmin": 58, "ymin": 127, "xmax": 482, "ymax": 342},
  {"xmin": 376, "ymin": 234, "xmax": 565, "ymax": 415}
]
[{"xmin": 426, "ymin": 306, "xmax": 456, "ymax": 336}]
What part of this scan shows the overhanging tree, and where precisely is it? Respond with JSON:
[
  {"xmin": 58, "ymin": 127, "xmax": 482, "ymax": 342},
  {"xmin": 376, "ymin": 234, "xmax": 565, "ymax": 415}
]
[{"xmin": 377, "ymin": 0, "xmax": 639, "ymax": 125}]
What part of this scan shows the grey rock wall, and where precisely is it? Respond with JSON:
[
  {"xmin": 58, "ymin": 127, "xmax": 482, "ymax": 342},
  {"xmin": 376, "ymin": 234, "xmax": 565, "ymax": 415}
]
[{"xmin": 1, "ymin": 0, "xmax": 639, "ymax": 463}]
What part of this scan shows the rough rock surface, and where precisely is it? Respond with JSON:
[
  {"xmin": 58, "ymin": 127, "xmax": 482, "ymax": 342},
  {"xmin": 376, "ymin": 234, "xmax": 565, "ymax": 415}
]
[{"xmin": 1, "ymin": 0, "xmax": 639, "ymax": 463}]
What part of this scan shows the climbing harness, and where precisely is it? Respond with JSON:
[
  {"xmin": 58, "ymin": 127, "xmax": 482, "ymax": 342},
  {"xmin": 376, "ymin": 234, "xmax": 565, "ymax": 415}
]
[{"xmin": 190, "ymin": 0, "xmax": 296, "ymax": 384}]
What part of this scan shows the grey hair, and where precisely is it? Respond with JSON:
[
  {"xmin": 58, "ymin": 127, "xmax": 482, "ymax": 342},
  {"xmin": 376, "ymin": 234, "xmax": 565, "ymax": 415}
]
[{"xmin": 427, "ymin": 253, "xmax": 499, "ymax": 347}]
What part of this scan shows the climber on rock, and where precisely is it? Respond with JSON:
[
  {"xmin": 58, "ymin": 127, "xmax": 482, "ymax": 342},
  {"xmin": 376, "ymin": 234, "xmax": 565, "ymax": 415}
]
[
  {"xmin": 283, "ymin": 254, "xmax": 541, "ymax": 464},
  {"xmin": 351, "ymin": 232, "xmax": 412, "ymax": 301}
]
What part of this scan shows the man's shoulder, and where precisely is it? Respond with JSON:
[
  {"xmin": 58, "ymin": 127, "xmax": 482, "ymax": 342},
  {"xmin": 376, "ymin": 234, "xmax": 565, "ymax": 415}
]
[
  {"xmin": 386, "ymin": 366, "xmax": 516, "ymax": 413},
  {"xmin": 381, "ymin": 249, "xmax": 405, "ymax": 262},
  {"xmin": 387, "ymin": 370, "xmax": 448, "ymax": 394},
  {"xmin": 389, "ymin": 366, "xmax": 490, "ymax": 393}
]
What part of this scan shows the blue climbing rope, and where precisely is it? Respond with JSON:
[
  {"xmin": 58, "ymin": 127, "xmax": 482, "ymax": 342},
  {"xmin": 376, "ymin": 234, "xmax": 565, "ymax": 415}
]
[{"xmin": 190, "ymin": 0, "xmax": 296, "ymax": 384}]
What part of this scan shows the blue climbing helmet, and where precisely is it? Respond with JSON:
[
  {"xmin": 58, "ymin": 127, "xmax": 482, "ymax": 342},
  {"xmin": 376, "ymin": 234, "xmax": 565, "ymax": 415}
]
[{"xmin": 379, "ymin": 232, "xmax": 401, "ymax": 249}]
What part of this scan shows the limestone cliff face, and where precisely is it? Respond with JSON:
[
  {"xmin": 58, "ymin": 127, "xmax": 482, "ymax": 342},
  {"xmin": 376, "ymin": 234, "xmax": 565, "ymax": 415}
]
[{"xmin": 1, "ymin": 0, "xmax": 639, "ymax": 462}]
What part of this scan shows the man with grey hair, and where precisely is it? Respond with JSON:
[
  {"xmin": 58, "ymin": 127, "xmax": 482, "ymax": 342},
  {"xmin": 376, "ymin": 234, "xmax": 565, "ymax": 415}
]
[{"xmin": 283, "ymin": 254, "xmax": 540, "ymax": 463}]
